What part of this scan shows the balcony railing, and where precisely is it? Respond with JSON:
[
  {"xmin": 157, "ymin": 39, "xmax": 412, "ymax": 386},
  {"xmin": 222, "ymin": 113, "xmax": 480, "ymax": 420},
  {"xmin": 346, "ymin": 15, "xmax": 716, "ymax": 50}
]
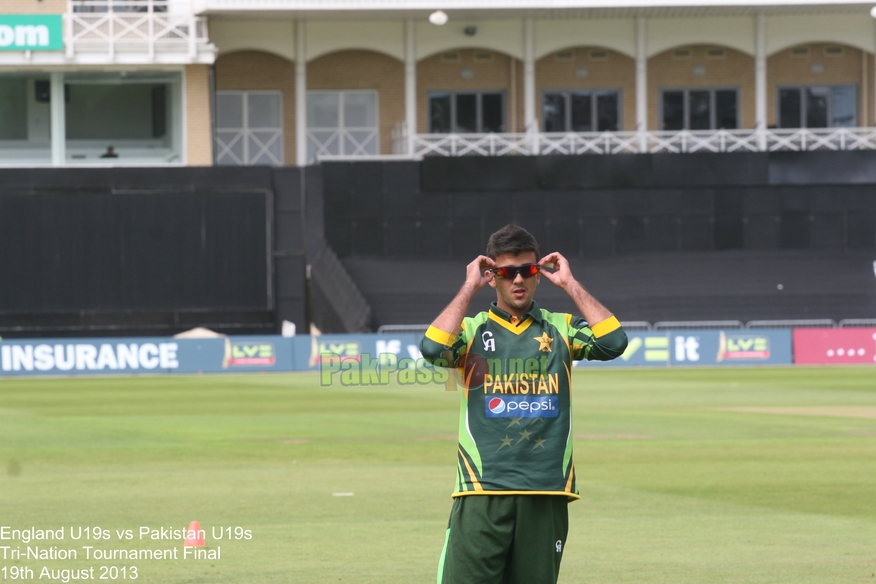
[
  {"xmin": 308, "ymin": 127, "xmax": 379, "ymax": 162},
  {"xmin": 215, "ymin": 127, "xmax": 284, "ymax": 166},
  {"xmin": 393, "ymin": 126, "xmax": 876, "ymax": 157},
  {"xmin": 65, "ymin": 1, "xmax": 212, "ymax": 62}
]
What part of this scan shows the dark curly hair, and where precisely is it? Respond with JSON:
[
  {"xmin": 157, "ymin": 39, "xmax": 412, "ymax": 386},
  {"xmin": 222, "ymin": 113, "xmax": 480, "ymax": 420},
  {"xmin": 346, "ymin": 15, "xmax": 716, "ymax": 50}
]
[{"xmin": 486, "ymin": 224, "xmax": 539, "ymax": 261}]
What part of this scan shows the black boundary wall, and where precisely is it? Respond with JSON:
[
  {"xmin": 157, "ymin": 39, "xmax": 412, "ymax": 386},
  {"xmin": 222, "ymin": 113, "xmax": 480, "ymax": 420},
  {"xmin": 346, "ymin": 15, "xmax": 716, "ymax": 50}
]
[
  {"xmin": 323, "ymin": 151, "xmax": 876, "ymax": 260},
  {"xmin": 3, "ymin": 152, "xmax": 876, "ymax": 337},
  {"xmin": 0, "ymin": 167, "xmax": 308, "ymax": 338}
]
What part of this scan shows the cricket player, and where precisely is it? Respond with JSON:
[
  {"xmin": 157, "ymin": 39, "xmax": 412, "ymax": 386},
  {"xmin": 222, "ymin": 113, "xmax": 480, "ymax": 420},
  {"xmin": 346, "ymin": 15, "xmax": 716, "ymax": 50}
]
[{"xmin": 420, "ymin": 224, "xmax": 628, "ymax": 584}]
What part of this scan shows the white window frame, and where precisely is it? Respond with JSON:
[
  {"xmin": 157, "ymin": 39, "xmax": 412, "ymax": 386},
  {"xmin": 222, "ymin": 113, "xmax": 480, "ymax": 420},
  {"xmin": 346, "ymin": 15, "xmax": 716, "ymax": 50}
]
[
  {"xmin": 214, "ymin": 90, "xmax": 284, "ymax": 167},
  {"xmin": 306, "ymin": 90, "xmax": 380, "ymax": 161},
  {"xmin": 427, "ymin": 90, "xmax": 506, "ymax": 134},
  {"xmin": 776, "ymin": 84, "xmax": 858, "ymax": 129},
  {"xmin": 63, "ymin": 72, "xmax": 184, "ymax": 165},
  {"xmin": 660, "ymin": 86, "xmax": 740, "ymax": 131},
  {"xmin": 0, "ymin": 70, "xmax": 185, "ymax": 168},
  {"xmin": 0, "ymin": 74, "xmax": 53, "ymax": 165},
  {"xmin": 541, "ymin": 88, "xmax": 623, "ymax": 132}
]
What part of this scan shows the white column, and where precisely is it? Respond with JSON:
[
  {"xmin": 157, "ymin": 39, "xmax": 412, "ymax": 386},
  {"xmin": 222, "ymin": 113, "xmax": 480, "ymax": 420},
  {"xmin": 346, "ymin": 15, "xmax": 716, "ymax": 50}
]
[
  {"xmin": 404, "ymin": 19, "xmax": 416, "ymax": 156},
  {"xmin": 50, "ymin": 72, "xmax": 65, "ymax": 166},
  {"xmin": 295, "ymin": 19, "xmax": 307, "ymax": 166},
  {"xmin": 188, "ymin": 13, "xmax": 198, "ymax": 59},
  {"xmin": 509, "ymin": 55, "xmax": 517, "ymax": 132},
  {"xmin": 862, "ymin": 48, "xmax": 868, "ymax": 127},
  {"xmin": 635, "ymin": 16, "xmax": 647, "ymax": 153},
  {"xmin": 755, "ymin": 13, "xmax": 767, "ymax": 150},
  {"xmin": 523, "ymin": 17, "xmax": 537, "ymax": 153}
]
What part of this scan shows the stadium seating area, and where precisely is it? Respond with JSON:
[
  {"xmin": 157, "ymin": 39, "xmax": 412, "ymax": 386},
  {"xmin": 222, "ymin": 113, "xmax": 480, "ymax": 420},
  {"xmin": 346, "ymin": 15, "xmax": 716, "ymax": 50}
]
[{"xmin": 344, "ymin": 249, "xmax": 876, "ymax": 328}]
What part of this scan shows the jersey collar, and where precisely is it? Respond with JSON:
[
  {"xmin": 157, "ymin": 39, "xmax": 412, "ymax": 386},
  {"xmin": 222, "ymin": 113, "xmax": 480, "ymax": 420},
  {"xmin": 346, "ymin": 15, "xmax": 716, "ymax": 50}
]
[{"xmin": 489, "ymin": 301, "xmax": 543, "ymax": 333}]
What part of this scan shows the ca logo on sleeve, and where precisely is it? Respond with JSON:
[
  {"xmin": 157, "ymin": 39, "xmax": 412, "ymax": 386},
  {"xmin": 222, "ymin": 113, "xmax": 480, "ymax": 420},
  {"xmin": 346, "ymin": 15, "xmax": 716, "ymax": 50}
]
[{"xmin": 482, "ymin": 331, "xmax": 496, "ymax": 352}]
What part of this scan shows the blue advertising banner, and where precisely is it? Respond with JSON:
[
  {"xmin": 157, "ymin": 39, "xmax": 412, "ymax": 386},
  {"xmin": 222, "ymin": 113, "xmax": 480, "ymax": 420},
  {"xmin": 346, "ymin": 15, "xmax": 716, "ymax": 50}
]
[
  {"xmin": 291, "ymin": 333, "xmax": 424, "ymax": 372},
  {"xmin": 667, "ymin": 329, "xmax": 792, "ymax": 366},
  {"xmin": 574, "ymin": 332, "xmax": 671, "ymax": 367},
  {"xmin": 0, "ymin": 328, "xmax": 793, "ymax": 377},
  {"xmin": 574, "ymin": 329, "xmax": 792, "ymax": 368},
  {"xmin": 0, "ymin": 336, "xmax": 296, "ymax": 377},
  {"xmin": 291, "ymin": 333, "xmax": 453, "ymax": 388}
]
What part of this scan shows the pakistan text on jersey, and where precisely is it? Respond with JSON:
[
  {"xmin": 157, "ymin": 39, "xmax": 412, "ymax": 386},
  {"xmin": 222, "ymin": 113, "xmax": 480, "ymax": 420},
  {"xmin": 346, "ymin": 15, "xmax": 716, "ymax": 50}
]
[{"xmin": 484, "ymin": 373, "xmax": 560, "ymax": 395}]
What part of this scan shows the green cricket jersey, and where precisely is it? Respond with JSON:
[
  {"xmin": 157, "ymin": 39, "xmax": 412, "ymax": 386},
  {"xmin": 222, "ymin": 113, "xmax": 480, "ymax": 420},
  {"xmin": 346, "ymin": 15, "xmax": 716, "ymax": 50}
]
[{"xmin": 420, "ymin": 301, "xmax": 627, "ymax": 500}]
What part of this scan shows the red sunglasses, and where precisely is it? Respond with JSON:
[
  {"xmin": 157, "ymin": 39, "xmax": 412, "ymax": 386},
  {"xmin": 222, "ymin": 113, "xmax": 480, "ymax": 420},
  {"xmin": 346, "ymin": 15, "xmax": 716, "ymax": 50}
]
[{"xmin": 488, "ymin": 264, "xmax": 540, "ymax": 280}]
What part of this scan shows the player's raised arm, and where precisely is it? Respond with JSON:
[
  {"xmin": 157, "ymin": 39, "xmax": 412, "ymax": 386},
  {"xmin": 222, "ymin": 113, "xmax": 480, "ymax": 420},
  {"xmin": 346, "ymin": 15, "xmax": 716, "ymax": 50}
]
[
  {"xmin": 539, "ymin": 251, "xmax": 628, "ymax": 360},
  {"xmin": 420, "ymin": 255, "xmax": 495, "ymax": 366}
]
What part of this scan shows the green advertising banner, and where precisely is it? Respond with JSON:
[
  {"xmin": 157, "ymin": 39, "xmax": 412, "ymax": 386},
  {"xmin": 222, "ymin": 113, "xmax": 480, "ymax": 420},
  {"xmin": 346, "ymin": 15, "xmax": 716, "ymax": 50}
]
[{"xmin": 0, "ymin": 15, "xmax": 64, "ymax": 51}]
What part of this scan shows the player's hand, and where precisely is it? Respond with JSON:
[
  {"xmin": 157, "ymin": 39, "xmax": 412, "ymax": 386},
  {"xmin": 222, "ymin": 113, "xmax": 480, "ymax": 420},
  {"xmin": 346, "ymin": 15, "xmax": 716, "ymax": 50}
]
[
  {"xmin": 466, "ymin": 255, "xmax": 497, "ymax": 291},
  {"xmin": 538, "ymin": 252, "xmax": 575, "ymax": 290}
]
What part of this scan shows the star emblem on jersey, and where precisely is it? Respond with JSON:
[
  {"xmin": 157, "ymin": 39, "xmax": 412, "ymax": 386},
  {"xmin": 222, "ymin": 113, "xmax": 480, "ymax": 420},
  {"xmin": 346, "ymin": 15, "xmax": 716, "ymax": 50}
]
[
  {"xmin": 517, "ymin": 428, "xmax": 532, "ymax": 443},
  {"xmin": 533, "ymin": 332, "xmax": 553, "ymax": 352},
  {"xmin": 505, "ymin": 418, "xmax": 523, "ymax": 429},
  {"xmin": 495, "ymin": 428, "xmax": 547, "ymax": 454}
]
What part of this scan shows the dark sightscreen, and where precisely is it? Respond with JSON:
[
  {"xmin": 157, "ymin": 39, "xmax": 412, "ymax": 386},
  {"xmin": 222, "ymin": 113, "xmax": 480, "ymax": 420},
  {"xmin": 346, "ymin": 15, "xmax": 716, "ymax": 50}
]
[{"xmin": 0, "ymin": 191, "xmax": 269, "ymax": 312}]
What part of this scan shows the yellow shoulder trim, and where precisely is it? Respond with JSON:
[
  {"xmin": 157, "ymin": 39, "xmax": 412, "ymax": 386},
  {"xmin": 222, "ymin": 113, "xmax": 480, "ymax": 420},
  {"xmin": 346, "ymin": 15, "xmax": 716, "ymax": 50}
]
[
  {"xmin": 590, "ymin": 316, "xmax": 621, "ymax": 338},
  {"xmin": 425, "ymin": 325, "xmax": 456, "ymax": 347},
  {"xmin": 452, "ymin": 490, "xmax": 580, "ymax": 500},
  {"xmin": 488, "ymin": 311, "xmax": 534, "ymax": 335}
]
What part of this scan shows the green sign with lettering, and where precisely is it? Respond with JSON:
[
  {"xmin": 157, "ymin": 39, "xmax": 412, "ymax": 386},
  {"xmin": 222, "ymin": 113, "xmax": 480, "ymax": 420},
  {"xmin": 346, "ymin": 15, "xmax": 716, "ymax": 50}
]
[{"xmin": 0, "ymin": 15, "xmax": 63, "ymax": 51}]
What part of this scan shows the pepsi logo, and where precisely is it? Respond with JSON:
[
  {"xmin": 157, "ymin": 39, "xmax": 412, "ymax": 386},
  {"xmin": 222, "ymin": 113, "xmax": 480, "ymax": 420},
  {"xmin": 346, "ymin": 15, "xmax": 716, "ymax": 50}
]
[
  {"xmin": 484, "ymin": 395, "xmax": 559, "ymax": 418},
  {"xmin": 488, "ymin": 398, "xmax": 505, "ymax": 414}
]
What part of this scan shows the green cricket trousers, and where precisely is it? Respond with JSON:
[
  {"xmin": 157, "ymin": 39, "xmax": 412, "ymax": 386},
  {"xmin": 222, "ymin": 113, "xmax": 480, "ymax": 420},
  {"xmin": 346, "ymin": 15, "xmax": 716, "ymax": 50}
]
[{"xmin": 437, "ymin": 494, "xmax": 569, "ymax": 584}]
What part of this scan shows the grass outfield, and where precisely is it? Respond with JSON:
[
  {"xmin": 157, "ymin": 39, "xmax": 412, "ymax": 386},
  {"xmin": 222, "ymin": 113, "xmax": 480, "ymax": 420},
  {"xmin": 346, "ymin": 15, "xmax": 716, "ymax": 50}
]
[{"xmin": 1, "ymin": 368, "xmax": 875, "ymax": 583}]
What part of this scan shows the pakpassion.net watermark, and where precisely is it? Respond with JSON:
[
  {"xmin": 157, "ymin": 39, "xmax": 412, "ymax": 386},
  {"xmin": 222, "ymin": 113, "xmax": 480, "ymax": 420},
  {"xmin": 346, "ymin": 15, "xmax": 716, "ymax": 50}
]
[
  {"xmin": 318, "ymin": 353, "xmax": 452, "ymax": 387},
  {"xmin": 318, "ymin": 352, "xmax": 555, "ymax": 392}
]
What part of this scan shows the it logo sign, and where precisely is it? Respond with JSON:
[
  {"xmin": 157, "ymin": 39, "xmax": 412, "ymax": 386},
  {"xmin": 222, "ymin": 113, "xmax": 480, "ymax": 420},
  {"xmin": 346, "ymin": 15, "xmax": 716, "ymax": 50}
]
[{"xmin": 674, "ymin": 336, "xmax": 700, "ymax": 362}]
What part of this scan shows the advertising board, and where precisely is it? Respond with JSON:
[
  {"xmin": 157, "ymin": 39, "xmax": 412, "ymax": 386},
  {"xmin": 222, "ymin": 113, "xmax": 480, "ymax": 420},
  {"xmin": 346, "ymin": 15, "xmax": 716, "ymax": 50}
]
[
  {"xmin": 6, "ymin": 326, "xmax": 847, "ymax": 377},
  {"xmin": 793, "ymin": 328, "xmax": 876, "ymax": 365},
  {"xmin": 0, "ymin": 336, "xmax": 295, "ymax": 377},
  {"xmin": 291, "ymin": 334, "xmax": 423, "ymax": 371},
  {"xmin": 0, "ymin": 16, "xmax": 63, "ymax": 51},
  {"xmin": 575, "ymin": 329, "xmax": 793, "ymax": 367}
]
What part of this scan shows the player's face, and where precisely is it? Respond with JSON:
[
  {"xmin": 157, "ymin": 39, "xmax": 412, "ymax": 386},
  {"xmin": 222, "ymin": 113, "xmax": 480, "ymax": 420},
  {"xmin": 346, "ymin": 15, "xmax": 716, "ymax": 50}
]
[{"xmin": 488, "ymin": 251, "xmax": 540, "ymax": 316}]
